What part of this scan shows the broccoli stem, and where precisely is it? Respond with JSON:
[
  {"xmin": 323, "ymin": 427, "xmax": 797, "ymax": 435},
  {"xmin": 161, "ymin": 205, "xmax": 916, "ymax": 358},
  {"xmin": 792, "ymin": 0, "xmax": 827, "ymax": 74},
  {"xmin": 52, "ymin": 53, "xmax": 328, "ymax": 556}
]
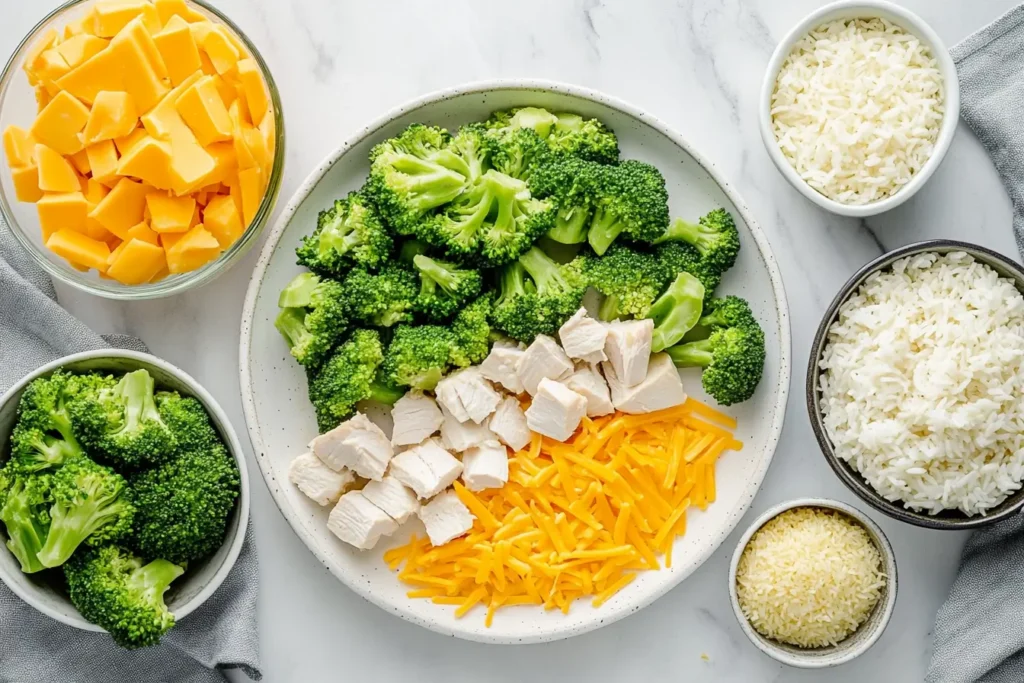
[
  {"xmin": 127, "ymin": 558, "xmax": 184, "ymax": 602},
  {"xmin": 398, "ymin": 240, "xmax": 428, "ymax": 264},
  {"xmin": 649, "ymin": 273, "xmax": 706, "ymax": 352},
  {"xmin": 598, "ymin": 294, "xmax": 622, "ymax": 322},
  {"xmin": 275, "ymin": 308, "xmax": 312, "ymax": 352},
  {"xmin": 278, "ymin": 273, "xmax": 318, "ymax": 308},
  {"xmin": 666, "ymin": 339, "xmax": 714, "ymax": 368},
  {"xmin": 519, "ymin": 247, "xmax": 567, "ymax": 294},
  {"xmin": 547, "ymin": 206, "xmax": 589, "ymax": 244},
  {"xmin": 115, "ymin": 370, "xmax": 162, "ymax": 436},
  {"xmin": 587, "ymin": 207, "xmax": 625, "ymax": 256},
  {"xmin": 38, "ymin": 497, "xmax": 125, "ymax": 568},
  {"xmin": 655, "ymin": 217, "xmax": 712, "ymax": 253},
  {"xmin": 413, "ymin": 255, "xmax": 460, "ymax": 295},
  {"xmin": 497, "ymin": 262, "xmax": 529, "ymax": 306},
  {"xmin": 1, "ymin": 483, "xmax": 48, "ymax": 573}
]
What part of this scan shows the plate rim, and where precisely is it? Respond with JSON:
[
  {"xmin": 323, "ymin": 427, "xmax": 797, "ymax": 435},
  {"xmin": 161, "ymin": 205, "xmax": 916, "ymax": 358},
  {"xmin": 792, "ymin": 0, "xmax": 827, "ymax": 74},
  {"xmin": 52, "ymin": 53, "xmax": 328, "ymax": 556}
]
[{"xmin": 238, "ymin": 78, "xmax": 792, "ymax": 644}]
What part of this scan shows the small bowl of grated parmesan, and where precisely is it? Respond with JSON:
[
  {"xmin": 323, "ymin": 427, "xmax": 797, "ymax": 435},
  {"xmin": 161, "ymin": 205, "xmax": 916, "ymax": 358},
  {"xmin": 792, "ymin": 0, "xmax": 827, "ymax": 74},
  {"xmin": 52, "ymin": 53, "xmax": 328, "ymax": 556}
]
[
  {"xmin": 760, "ymin": 1, "xmax": 958, "ymax": 216},
  {"xmin": 728, "ymin": 499, "xmax": 897, "ymax": 668}
]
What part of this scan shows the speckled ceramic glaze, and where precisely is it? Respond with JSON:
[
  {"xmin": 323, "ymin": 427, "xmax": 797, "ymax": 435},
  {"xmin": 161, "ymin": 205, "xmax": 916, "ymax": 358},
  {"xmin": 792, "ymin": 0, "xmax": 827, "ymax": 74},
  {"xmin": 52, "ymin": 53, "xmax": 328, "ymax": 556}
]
[{"xmin": 238, "ymin": 80, "xmax": 791, "ymax": 644}]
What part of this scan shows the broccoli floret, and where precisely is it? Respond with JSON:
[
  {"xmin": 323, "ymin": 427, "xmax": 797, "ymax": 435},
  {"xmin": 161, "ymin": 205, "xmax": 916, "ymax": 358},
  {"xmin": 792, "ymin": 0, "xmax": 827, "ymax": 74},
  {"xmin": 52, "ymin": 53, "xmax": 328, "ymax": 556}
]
[
  {"xmin": 131, "ymin": 442, "xmax": 239, "ymax": 565},
  {"xmin": 411, "ymin": 254, "xmax": 483, "ymax": 321},
  {"xmin": 275, "ymin": 273, "xmax": 348, "ymax": 369},
  {"xmin": 653, "ymin": 209, "xmax": 740, "ymax": 275},
  {"xmin": 684, "ymin": 295, "xmax": 757, "ymax": 342},
  {"xmin": 366, "ymin": 124, "xmax": 473, "ymax": 234},
  {"xmin": 448, "ymin": 124, "xmax": 489, "ymax": 185},
  {"xmin": 648, "ymin": 273, "xmax": 705, "ymax": 352},
  {"xmin": 484, "ymin": 108, "xmax": 618, "ymax": 164},
  {"xmin": 584, "ymin": 244, "xmax": 669, "ymax": 321},
  {"xmin": 65, "ymin": 545, "xmax": 183, "ymax": 649},
  {"xmin": 0, "ymin": 468, "xmax": 52, "ymax": 573},
  {"xmin": 492, "ymin": 246, "xmax": 587, "ymax": 343},
  {"xmin": 397, "ymin": 239, "xmax": 429, "ymax": 264},
  {"xmin": 587, "ymin": 160, "xmax": 669, "ymax": 255},
  {"xmin": 485, "ymin": 107, "xmax": 559, "ymax": 138},
  {"xmin": 341, "ymin": 264, "xmax": 418, "ymax": 328},
  {"xmin": 655, "ymin": 241, "xmax": 722, "ymax": 303},
  {"xmin": 529, "ymin": 158, "xmax": 595, "ymax": 245},
  {"xmin": 36, "ymin": 458, "xmax": 134, "ymax": 568},
  {"xmin": 8, "ymin": 371, "xmax": 86, "ymax": 473},
  {"xmin": 484, "ymin": 126, "xmax": 552, "ymax": 181},
  {"xmin": 67, "ymin": 370, "xmax": 176, "ymax": 469},
  {"xmin": 450, "ymin": 295, "xmax": 494, "ymax": 367},
  {"xmin": 307, "ymin": 329, "xmax": 389, "ymax": 431},
  {"xmin": 155, "ymin": 392, "xmax": 221, "ymax": 454},
  {"xmin": 296, "ymin": 192, "xmax": 392, "ymax": 275},
  {"xmin": 381, "ymin": 325, "xmax": 455, "ymax": 391},
  {"xmin": 667, "ymin": 325, "xmax": 766, "ymax": 406}
]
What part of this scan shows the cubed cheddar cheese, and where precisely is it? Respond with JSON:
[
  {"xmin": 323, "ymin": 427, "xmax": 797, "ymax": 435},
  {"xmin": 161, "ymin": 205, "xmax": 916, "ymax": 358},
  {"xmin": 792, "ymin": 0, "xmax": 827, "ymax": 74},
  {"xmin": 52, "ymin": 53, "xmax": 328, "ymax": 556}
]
[
  {"xmin": 89, "ymin": 177, "xmax": 148, "ymax": 238},
  {"xmin": 126, "ymin": 221, "xmax": 161, "ymax": 245},
  {"xmin": 107, "ymin": 237, "xmax": 167, "ymax": 283},
  {"xmin": 153, "ymin": 15, "xmax": 202, "ymax": 86},
  {"xmin": 34, "ymin": 86, "xmax": 52, "ymax": 113},
  {"xmin": 93, "ymin": 0, "xmax": 152, "ymax": 38},
  {"xmin": 55, "ymin": 34, "xmax": 110, "ymax": 68},
  {"xmin": 85, "ymin": 140, "xmax": 120, "ymax": 186},
  {"xmin": 201, "ymin": 25, "xmax": 240, "ymax": 75},
  {"xmin": 82, "ymin": 91, "xmax": 138, "ymax": 145},
  {"xmin": 203, "ymin": 193, "xmax": 243, "ymax": 246},
  {"xmin": 108, "ymin": 22, "xmax": 168, "ymax": 112},
  {"xmin": 155, "ymin": 0, "xmax": 206, "ymax": 25},
  {"xmin": 35, "ymin": 144, "xmax": 80, "ymax": 193},
  {"xmin": 146, "ymin": 192, "xmax": 194, "ymax": 232},
  {"xmin": 12, "ymin": 165, "xmax": 43, "ymax": 202},
  {"xmin": 47, "ymin": 229, "xmax": 111, "ymax": 271},
  {"xmin": 211, "ymin": 74, "xmax": 236, "ymax": 108},
  {"xmin": 31, "ymin": 91, "xmax": 90, "ymax": 155},
  {"xmin": 56, "ymin": 45, "xmax": 123, "ymax": 105},
  {"xmin": 84, "ymin": 178, "xmax": 110, "ymax": 206},
  {"xmin": 3, "ymin": 126, "xmax": 36, "ymax": 167},
  {"xmin": 238, "ymin": 166, "xmax": 261, "ymax": 227},
  {"xmin": 140, "ymin": 71, "xmax": 202, "ymax": 140},
  {"xmin": 106, "ymin": 239, "xmax": 129, "ymax": 266},
  {"xmin": 33, "ymin": 50, "xmax": 71, "ymax": 85},
  {"xmin": 236, "ymin": 59, "xmax": 268, "ymax": 126},
  {"xmin": 24, "ymin": 30, "xmax": 59, "ymax": 84},
  {"xmin": 116, "ymin": 134, "xmax": 175, "ymax": 190},
  {"xmin": 68, "ymin": 149, "xmax": 92, "ymax": 175},
  {"xmin": 176, "ymin": 76, "xmax": 232, "ymax": 146},
  {"xmin": 63, "ymin": 12, "xmax": 97, "ymax": 40},
  {"xmin": 113, "ymin": 127, "xmax": 148, "ymax": 156},
  {"xmin": 165, "ymin": 223, "xmax": 221, "ymax": 273},
  {"xmin": 116, "ymin": 15, "xmax": 168, "ymax": 80},
  {"xmin": 37, "ymin": 192, "xmax": 90, "ymax": 238}
]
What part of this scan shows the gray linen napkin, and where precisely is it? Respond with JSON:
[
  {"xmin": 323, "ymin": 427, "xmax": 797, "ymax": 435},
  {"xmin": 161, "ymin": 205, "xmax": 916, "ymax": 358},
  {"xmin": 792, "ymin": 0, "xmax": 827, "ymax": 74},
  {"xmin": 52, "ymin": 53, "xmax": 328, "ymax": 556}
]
[
  {"xmin": 928, "ymin": 7, "xmax": 1024, "ymax": 683},
  {"xmin": 0, "ymin": 221, "xmax": 262, "ymax": 683}
]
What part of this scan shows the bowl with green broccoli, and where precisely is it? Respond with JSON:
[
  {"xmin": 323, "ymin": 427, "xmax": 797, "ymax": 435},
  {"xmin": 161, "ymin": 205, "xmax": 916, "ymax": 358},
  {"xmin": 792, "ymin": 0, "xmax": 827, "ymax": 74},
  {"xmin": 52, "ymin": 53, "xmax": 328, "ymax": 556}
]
[{"xmin": 0, "ymin": 349, "xmax": 249, "ymax": 649}]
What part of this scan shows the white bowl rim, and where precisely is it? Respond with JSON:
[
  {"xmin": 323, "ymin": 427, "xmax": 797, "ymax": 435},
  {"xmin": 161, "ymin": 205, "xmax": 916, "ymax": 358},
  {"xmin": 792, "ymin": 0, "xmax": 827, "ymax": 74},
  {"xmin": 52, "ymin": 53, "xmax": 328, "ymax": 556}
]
[
  {"xmin": 0, "ymin": 348, "xmax": 251, "ymax": 631},
  {"xmin": 758, "ymin": 0, "xmax": 960, "ymax": 218},
  {"xmin": 238, "ymin": 78, "xmax": 792, "ymax": 644},
  {"xmin": 727, "ymin": 497, "xmax": 898, "ymax": 668}
]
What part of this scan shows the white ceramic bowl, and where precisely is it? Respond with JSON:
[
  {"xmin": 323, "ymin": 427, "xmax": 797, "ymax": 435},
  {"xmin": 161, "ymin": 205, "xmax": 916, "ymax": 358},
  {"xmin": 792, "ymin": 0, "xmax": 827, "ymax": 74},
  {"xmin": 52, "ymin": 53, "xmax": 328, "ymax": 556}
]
[
  {"xmin": 728, "ymin": 498, "xmax": 898, "ymax": 668},
  {"xmin": 759, "ymin": 0, "xmax": 959, "ymax": 217},
  {"xmin": 239, "ymin": 79, "xmax": 792, "ymax": 644},
  {"xmin": 0, "ymin": 350, "xmax": 250, "ymax": 632}
]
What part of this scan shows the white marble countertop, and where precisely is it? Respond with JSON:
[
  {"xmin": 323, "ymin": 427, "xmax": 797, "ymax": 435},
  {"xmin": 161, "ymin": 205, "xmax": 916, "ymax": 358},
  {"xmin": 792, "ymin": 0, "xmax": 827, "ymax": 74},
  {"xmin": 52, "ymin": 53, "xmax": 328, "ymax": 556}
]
[{"xmin": 2, "ymin": 0, "xmax": 1019, "ymax": 680}]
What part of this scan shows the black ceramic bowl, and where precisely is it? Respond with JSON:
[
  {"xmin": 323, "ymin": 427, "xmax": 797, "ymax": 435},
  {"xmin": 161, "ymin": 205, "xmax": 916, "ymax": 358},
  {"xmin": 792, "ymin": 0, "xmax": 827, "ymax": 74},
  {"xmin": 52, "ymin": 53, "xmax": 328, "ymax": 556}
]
[{"xmin": 807, "ymin": 240, "xmax": 1024, "ymax": 529}]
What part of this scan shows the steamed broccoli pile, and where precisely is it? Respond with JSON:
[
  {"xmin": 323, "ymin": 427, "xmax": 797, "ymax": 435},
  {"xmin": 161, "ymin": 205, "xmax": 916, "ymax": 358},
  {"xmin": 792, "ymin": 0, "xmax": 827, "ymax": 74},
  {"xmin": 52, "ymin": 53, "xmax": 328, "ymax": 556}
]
[
  {"xmin": 279, "ymin": 106, "xmax": 766, "ymax": 432},
  {"xmin": 0, "ymin": 368, "xmax": 240, "ymax": 649}
]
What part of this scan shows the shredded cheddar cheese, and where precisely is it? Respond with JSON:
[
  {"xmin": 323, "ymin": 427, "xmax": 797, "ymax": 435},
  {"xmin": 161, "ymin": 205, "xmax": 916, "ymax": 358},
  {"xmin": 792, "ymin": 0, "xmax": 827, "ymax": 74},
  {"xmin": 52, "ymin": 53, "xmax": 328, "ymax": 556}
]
[{"xmin": 384, "ymin": 398, "xmax": 742, "ymax": 626}]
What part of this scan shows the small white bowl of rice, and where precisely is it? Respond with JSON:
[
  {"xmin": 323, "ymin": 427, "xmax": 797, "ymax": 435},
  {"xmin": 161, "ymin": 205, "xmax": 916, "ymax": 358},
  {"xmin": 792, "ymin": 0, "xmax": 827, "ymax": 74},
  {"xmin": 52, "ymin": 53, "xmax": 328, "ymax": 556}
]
[
  {"xmin": 728, "ymin": 499, "xmax": 897, "ymax": 668},
  {"xmin": 760, "ymin": 1, "xmax": 958, "ymax": 216}
]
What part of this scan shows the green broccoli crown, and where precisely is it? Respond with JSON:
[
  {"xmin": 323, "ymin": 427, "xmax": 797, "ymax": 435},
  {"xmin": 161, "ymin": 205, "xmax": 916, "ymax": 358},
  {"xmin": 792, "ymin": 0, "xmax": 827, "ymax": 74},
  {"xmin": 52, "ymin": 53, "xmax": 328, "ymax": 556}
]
[
  {"xmin": 667, "ymin": 325, "xmax": 765, "ymax": 406},
  {"xmin": 450, "ymin": 294, "xmax": 494, "ymax": 368},
  {"xmin": 655, "ymin": 242, "xmax": 722, "ymax": 303},
  {"xmin": 341, "ymin": 263, "xmax": 418, "ymax": 328},
  {"xmin": 547, "ymin": 112, "xmax": 620, "ymax": 165},
  {"xmin": 529, "ymin": 157, "xmax": 597, "ymax": 245},
  {"xmin": 484, "ymin": 126, "xmax": 552, "ymax": 181},
  {"xmin": 68, "ymin": 369, "xmax": 176, "ymax": 470},
  {"xmin": 382, "ymin": 324, "xmax": 455, "ymax": 391},
  {"xmin": 37, "ymin": 458, "xmax": 134, "ymax": 569},
  {"xmin": 65, "ymin": 545, "xmax": 184, "ymax": 649},
  {"xmin": 131, "ymin": 442, "xmax": 239, "ymax": 565},
  {"xmin": 448, "ymin": 124, "xmax": 489, "ymax": 185},
  {"xmin": 11, "ymin": 372, "xmax": 86, "ymax": 471},
  {"xmin": 586, "ymin": 244, "xmax": 669, "ymax": 321},
  {"xmin": 154, "ymin": 392, "xmax": 221, "ymax": 455},
  {"xmin": 492, "ymin": 247, "xmax": 586, "ymax": 343},
  {"xmin": 411, "ymin": 254, "xmax": 483, "ymax": 322},
  {"xmin": 296, "ymin": 191, "xmax": 393, "ymax": 275},
  {"xmin": 275, "ymin": 273, "xmax": 349, "ymax": 369},
  {"xmin": 587, "ymin": 160, "xmax": 669, "ymax": 255},
  {"xmin": 648, "ymin": 272, "xmax": 706, "ymax": 353},
  {"xmin": 308, "ymin": 329, "xmax": 385, "ymax": 431},
  {"xmin": 654, "ymin": 209, "xmax": 740, "ymax": 274},
  {"xmin": 0, "ymin": 468, "xmax": 53, "ymax": 573},
  {"xmin": 699, "ymin": 295, "xmax": 756, "ymax": 330}
]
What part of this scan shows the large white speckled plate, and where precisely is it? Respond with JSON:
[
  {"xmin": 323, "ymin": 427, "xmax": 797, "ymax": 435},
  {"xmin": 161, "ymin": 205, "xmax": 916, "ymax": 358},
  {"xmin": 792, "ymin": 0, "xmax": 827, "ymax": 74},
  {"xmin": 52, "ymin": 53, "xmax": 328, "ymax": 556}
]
[{"xmin": 239, "ymin": 80, "xmax": 790, "ymax": 644}]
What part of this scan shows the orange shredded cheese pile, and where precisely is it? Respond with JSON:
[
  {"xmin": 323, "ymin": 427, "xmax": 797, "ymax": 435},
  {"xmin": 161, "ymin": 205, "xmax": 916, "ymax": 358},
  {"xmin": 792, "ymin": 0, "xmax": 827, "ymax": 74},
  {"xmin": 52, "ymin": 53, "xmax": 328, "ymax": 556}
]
[{"xmin": 384, "ymin": 398, "xmax": 742, "ymax": 626}]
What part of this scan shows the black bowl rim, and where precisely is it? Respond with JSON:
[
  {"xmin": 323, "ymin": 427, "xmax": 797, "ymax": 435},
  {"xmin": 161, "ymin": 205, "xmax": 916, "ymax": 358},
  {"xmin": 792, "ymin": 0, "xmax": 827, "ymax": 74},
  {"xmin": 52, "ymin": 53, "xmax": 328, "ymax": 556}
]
[{"xmin": 807, "ymin": 239, "xmax": 1024, "ymax": 530}]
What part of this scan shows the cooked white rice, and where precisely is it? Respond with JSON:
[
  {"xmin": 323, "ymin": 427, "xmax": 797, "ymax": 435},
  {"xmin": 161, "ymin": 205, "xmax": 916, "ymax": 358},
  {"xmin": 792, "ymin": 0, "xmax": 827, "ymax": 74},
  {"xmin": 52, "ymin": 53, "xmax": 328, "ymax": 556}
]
[
  {"xmin": 771, "ymin": 18, "xmax": 944, "ymax": 205},
  {"xmin": 820, "ymin": 252, "xmax": 1024, "ymax": 516}
]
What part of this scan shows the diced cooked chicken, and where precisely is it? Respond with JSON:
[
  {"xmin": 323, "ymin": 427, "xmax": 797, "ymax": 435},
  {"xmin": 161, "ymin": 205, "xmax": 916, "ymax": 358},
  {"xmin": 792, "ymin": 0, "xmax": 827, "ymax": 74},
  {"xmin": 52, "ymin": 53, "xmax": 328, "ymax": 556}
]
[
  {"xmin": 440, "ymin": 403, "xmax": 496, "ymax": 452},
  {"xmin": 327, "ymin": 491, "xmax": 399, "ymax": 550},
  {"xmin": 517, "ymin": 334, "xmax": 574, "ymax": 395},
  {"xmin": 603, "ymin": 319, "xmax": 654, "ymax": 387},
  {"xmin": 361, "ymin": 475, "xmax": 420, "ymax": 524},
  {"xmin": 418, "ymin": 490, "xmax": 475, "ymax": 546},
  {"xmin": 390, "ymin": 391, "xmax": 443, "ymax": 447},
  {"xmin": 288, "ymin": 452, "xmax": 356, "ymax": 506},
  {"xmin": 564, "ymin": 364, "xmax": 614, "ymax": 417},
  {"xmin": 452, "ymin": 369, "xmax": 501, "ymax": 424},
  {"xmin": 479, "ymin": 340, "xmax": 526, "ymax": 394},
  {"xmin": 559, "ymin": 307, "xmax": 608, "ymax": 363},
  {"xmin": 487, "ymin": 396, "xmax": 531, "ymax": 451},
  {"xmin": 604, "ymin": 352, "xmax": 687, "ymax": 414},
  {"xmin": 389, "ymin": 438, "xmax": 464, "ymax": 499},
  {"xmin": 525, "ymin": 377, "xmax": 587, "ymax": 442},
  {"xmin": 461, "ymin": 441, "xmax": 509, "ymax": 491},
  {"xmin": 434, "ymin": 372, "xmax": 472, "ymax": 423},
  {"xmin": 309, "ymin": 412, "xmax": 393, "ymax": 481}
]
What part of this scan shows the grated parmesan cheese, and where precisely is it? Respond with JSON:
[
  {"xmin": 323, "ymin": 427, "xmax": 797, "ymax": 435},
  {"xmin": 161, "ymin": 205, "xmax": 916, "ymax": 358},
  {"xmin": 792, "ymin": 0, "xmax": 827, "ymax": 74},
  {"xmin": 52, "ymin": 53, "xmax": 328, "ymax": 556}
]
[
  {"xmin": 770, "ymin": 18, "xmax": 944, "ymax": 205},
  {"xmin": 735, "ymin": 507, "xmax": 885, "ymax": 648}
]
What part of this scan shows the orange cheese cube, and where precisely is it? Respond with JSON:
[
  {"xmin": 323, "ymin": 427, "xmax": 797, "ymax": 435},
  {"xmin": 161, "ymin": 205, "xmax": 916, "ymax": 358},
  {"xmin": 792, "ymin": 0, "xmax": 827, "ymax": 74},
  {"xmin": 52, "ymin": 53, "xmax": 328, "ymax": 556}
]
[
  {"xmin": 12, "ymin": 165, "xmax": 43, "ymax": 202},
  {"xmin": 126, "ymin": 221, "xmax": 160, "ymax": 245},
  {"xmin": 201, "ymin": 26, "xmax": 240, "ymax": 75},
  {"xmin": 34, "ymin": 86, "xmax": 52, "ymax": 112},
  {"xmin": 231, "ymin": 126, "xmax": 256, "ymax": 171},
  {"xmin": 238, "ymin": 166, "xmax": 261, "ymax": 228},
  {"xmin": 113, "ymin": 127, "xmax": 147, "ymax": 156},
  {"xmin": 63, "ymin": 10, "xmax": 97, "ymax": 39},
  {"xmin": 107, "ymin": 237, "xmax": 167, "ymax": 284},
  {"xmin": 37, "ymin": 192, "xmax": 89, "ymax": 238},
  {"xmin": 189, "ymin": 204, "xmax": 202, "ymax": 227},
  {"xmin": 259, "ymin": 112, "xmax": 276, "ymax": 162},
  {"xmin": 55, "ymin": 34, "xmax": 110, "ymax": 68},
  {"xmin": 83, "ymin": 91, "xmax": 138, "ymax": 145},
  {"xmin": 88, "ymin": 177, "xmax": 148, "ymax": 238},
  {"xmin": 116, "ymin": 135, "xmax": 175, "ymax": 190},
  {"xmin": 203, "ymin": 193, "xmax": 243, "ymax": 246},
  {"xmin": 146, "ymin": 192, "xmax": 194, "ymax": 233},
  {"xmin": 116, "ymin": 15, "xmax": 168, "ymax": 81},
  {"xmin": 24, "ymin": 29, "xmax": 59, "ymax": 83},
  {"xmin": 165, "ymin": 223, "xmax": 221, "ymax": 272},
  {"xmin": 84, "ymin": 177, "xmax": 110, "ymax": 205},
  {"xmin": 155, "ymin": 0, "xmax": 206, "ymax": 24},
  {"xmin": 108, "ymin": 25, "xmax": 168, "ymax": 113},
  {"xmin": 3, "ymin": 126, "xmax": 36, "ymax": 167},
  {"xmin": 33, "ymin": 49, "xmax": 71, "ymax": 84},
  {"xmin": 189, "ymin": 22, "xmax": 215, "ymax": 50},
  {"xmin": 176, "ymin": 76, "xmax": 232, "ymax": 146},
  {"xmin": 236, "ymin": 59, "xmax": 268, "ymax": 127},
  {"xmin": 35, "ymin": 144, "xmax": 80, "ymax": 193},
  {"xmin": 93, "ymin": 0, "xmax": 150, "ymax": 38},
  {"xmin": 106, "ymin": 239, "xmax": 129, "ymax": 265},
  {"xmin": 85, "ymin": 140, "xmax": 120, "ymax": 186},
  {"xmin": 68, "ymin": 148, "xmax": 91, "ymax": 175},
  {"xmin": 84, "ymin": 179, "xmax": 114, "ymax": 241},
  {"xmin": 242, "ymin": 126, "xmax": 269, "ymax": 173},
  {"xmin": 31, "ymin": 91, "xmax": 90, "ymax": 155},
  {"xmin": 153, "ymin": 15, "xmax": 202, "ymax": 86},
  {"xmin": 197, "ymin": 141, "xmax": 237, "ymax": 187},
  {"xmin": 55, "ymin": 45, "xmax": 123, "ymax": 105},
  {"xmin": 211, "ymin": 74, "xmax": 236, "ymax": 108},
  {"xmin": 160, "ymin": 230, "xmax": 183, "ymax": 251},
  {"xmin": 140, "ymin": 72, "xmax": 202, "ymax": 139},
  {"xmin": 47, "ymin": 228, "xmax": 111, "ymax": 271}
]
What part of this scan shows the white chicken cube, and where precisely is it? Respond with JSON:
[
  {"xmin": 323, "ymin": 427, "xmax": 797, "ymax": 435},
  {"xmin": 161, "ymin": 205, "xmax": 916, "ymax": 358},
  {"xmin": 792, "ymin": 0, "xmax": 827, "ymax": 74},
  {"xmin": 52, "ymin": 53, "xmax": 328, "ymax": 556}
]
[
  {"xmin": 604, "ymin": 352, "xmax": 687, "ymax": 414},
  {"xmin": 419, "ymin": 491, "xmax": 475, "ymax": 546},
  {"xmin": 361, "ymin": 475, "xmax": 420, "ymax": 524},
  {"xmin": 309, "ymin": 413, "xmax": 393, "ymax": 481},
  {"xmin": 525, "ymin": 377, "xmax": 587, "ymax": 442},
  {"xmin": 487, "ymin": 397, "xmax": 531, "ymax": 451},
  {"xmin": 559, "ymin": 308, "xmax": 608, "ymax": 363},
  {"xmin": 288, "ymin": 452, "xmax": 356, "ymax": 506},
  {"xmin": 517, "ymin": 334, "xmax": 574, "ymax": 395},
  {"xmin": 440, "ymin": 403, "xmax": 496, "ymax": 452},
  {"xmin": 327, "ymin": 491, "xmax": 399, "ymax": 550},
  {"xmin": 451, "ymin": 369, "xmax": 501, "ymax": 424},
  {"xmin": 389, "ymin": 438, "xmax": 464, "ymax": 499},
  {"xmin": 434, "ymin": 372, "xmax": 472, "ymax": 423},
  {"xmin": 479, "ymin": 340, "xmax": 526, "ymax": 394},
  {"xmin": 603, "ymin": 319, "xmax": 654, "ymax": 387},
  {"xmin": 564, "ymin": 364, "xmax": 614, "ymax": 417},
  {"xmin": 390, "ymin": 391, "xmax": 443, "ymax": 447},
  {"xmin": 461, "ymin": 441, "xmax": 509, "ymax": 491}
]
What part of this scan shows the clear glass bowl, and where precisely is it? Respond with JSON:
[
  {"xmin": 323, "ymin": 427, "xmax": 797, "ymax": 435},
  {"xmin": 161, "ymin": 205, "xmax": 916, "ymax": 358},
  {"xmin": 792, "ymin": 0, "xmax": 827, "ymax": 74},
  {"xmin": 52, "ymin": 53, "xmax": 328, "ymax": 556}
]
[{"xmin": 0, "ymin": 0, "xmax": 285, "ymax": 299}]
